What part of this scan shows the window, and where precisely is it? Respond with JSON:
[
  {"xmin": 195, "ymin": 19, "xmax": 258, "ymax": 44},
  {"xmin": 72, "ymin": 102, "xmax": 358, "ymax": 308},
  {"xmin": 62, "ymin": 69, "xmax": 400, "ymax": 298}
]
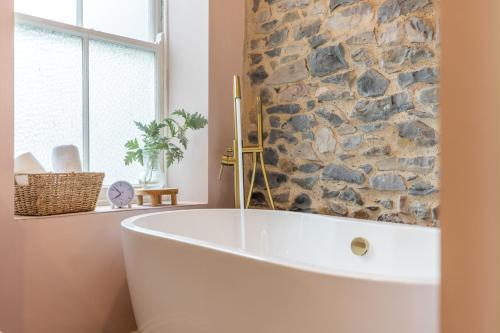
[{"xmin": 14, "ymin": 1, "xmax": 163, "ymax": 185}]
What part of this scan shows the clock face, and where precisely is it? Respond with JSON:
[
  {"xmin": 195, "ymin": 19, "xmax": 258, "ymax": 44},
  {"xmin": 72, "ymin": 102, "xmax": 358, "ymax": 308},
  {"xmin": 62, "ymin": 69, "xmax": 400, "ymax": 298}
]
[{"xmin": 107, "ymin": 181, "xmax": 135, "ymax": 208}]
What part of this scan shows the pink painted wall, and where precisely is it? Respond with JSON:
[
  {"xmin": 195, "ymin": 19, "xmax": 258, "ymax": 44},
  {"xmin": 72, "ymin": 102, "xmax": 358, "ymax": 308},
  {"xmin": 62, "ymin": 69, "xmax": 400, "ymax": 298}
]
[
  {"xmin": 0, "ymin": 0, "xmax": 245, "ymax": 332},
  {"xmin": 208, "ymin": 0, "xmax": 246, "ymax": 208}
]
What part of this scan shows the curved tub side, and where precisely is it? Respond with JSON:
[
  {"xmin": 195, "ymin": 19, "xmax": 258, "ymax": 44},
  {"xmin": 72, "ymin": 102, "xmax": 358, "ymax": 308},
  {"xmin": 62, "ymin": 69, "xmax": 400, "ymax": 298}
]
[{"xmin": 122, "ymin": 224, "xmax": 438, "ymax": 333}]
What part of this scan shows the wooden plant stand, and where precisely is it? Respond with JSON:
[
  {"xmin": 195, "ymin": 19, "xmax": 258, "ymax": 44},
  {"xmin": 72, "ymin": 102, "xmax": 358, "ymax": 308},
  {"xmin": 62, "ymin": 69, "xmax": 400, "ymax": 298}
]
[{"xmin": 136, "ymin": 188, "xmax": 178, "ymax": 207}]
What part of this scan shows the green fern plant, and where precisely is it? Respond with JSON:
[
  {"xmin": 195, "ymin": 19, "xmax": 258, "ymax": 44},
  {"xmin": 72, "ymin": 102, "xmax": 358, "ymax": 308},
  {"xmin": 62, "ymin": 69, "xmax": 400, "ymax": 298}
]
[{"xmin": 124, "ymin": 109, "xmax": 208, "ymax": 168}]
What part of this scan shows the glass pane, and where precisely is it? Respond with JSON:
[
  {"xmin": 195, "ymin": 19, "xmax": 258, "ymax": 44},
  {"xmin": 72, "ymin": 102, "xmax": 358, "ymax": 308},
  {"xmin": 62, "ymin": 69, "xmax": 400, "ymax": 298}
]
[
  {"xmin": 15, "ymin": 0, "xmax": 77, "ymax": 25},
  {"xmin": 84, "ymin": 0, "xmax": 152, "ymax": 41},
  {"xmin": 89, "ymin": 40, "xmax": 156, "ymax": 185},
  {"xmin": 15, "ymin": 24, "xmax": 83, "ymax": 170}
]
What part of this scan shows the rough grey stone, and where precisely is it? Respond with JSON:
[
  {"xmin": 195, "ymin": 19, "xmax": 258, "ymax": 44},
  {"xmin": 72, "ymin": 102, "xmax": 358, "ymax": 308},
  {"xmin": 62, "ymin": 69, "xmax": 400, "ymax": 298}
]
[
  {"xmin": 339, "ymin": 187, "xmax": 364, "ymax": 205},
  {"xmin": 250, "ymin": 53, "xmax": 263, "ymax": 65},
  {"xmin": 330, "ymin": 0, "xmax": 361, "ymax": 11},
  {"xmin": 254, "ymin": 170, "xmax": 288, "ymax": 189},
  {"xmin": 248, "ymin": 66, "xmax": 268, "ymax": 85},
  {"xmin": 378, "ymin": 0, "xmax": 430, "ymax": 23},
  {"xmin": 288, "ymin": 115, "xmax": 315, "ymax": 132},
  {"xmin": 259, "ymin": 19, "xmax": 279, "ymax": 33},
  {"xmin": 408, "ymin": 110, "xmax": 436, "ymax": 119},
  {"xmin": 351, "ymin": 48, "xmax": 378, "ymax": 67},
  {"xmin": 302, "ymin": 131, "xmax": 314, "ymax": 140},
  {"xmin": 250, "ymin": 192, "xmax": 266, "ymax": 206},
  {"xmin": 292, "ymin": 193, "xmax": 312, "ymax": 210},
  {"xmin": 342, "ymin": 134, "xmax": 364, "ymax": 151},
  {"xmin": 363, "ymin": 145, "xmax": 391, "ymax": 156},
  {"xmin": 316, "ymin": 108, "xmax": 344, "ymax": 127},
  {"xmin": 294, "ymin": 19, "xmax": 322, "ymax": 40},
  {"xmin": 381, "ymin": 46, "xmax": 409, "ymax": 73},
  {"xmin": 405, "ymin": 16, "xmax": 433, "ymax": 42},
  {"xmin": 266, "ymin": 28, "xmax": 289, "ymax": 48},
  {"xmin": 282, "ymin": 54, "xmax": 298, "ymax": 61},
  {"xmin": 337, "ymin": 124, "xmax": 357, "ymax": 135},
  {"xmin": 265, "ymin": 48, "xmax": 282, "ymax": 57},
  {"xmin": 410, "ymin": 202, "xmax": 431, "ymax": 220},
  {"xmin": 277, "ymin": 145, "xmax": 287, "ymax": 154},
  {"xmin": 315, "ymin": 127, "xmax": 337, "ymax": 153},
  {"xmin": 409, "ymin": 181, "xmax": 438, "ymax": 196},
  {"xmin": 269, "ymin": 116, "xmax": 281, "ymax": 128},
  {"xmin": 351, "ymin": 92, "xmax": 414, "ymax": 122},
  {"xmin": 356, "ymin": 69, "xmax": 390, "ymax": 97},
  {"xmin": 248, "ymin": 131, "xmax": 268, "ymax": 144},
  {"xmin": 321, "ymin": 71, "xmax": 353, "ymax": 86},
  {"xmin": 379, "ymin": 21, "xmax": 405, "ymax": 45},
  {"xmin": 273, "ymin": 191, "xmax": 290, "ymax": 203},
  {"xmin": 263, "ymin": 147, "xmax": 279, "ymax": 165},
  {"xmin": 322, "ymin": 187, "xmax": 341, "ymax": 199},
  {"xmin": 308, "ymin": 33, "xmax": 330, "ymax": 49},
  {"xmin": 359, "ymin": 122, "xmax": 389, "ymax": 132},
  {"xmin": 398, "ymin": 67, "xmax": 439, "ymax": 88},
  {"xmin": 315, "ymin": 87, "xmax": 354, "ymax": 102},
  {"xmin": 292, "ymin": 176, "xmax": 319, "ymax": 189},
  {"xmin": 370, "ymin": 173, "xmax": 407, "ymax": 191},
  {"xmin": 346, "ymin": 30, "xmax": 376, "ymax": 45},
  {"xmin": 276, "ymin": 0, "xmax": 311, "ymax": 12},
  {"xmin": 338, "ymin": 154, "xmax": 355, "ymax": 161},
  {"xmin": 307, "ymin": 100, "xmax": 316, "ymax": 110},
  {"xmin": 293, "ymin": 141, "xmax": 318, "ymax": 160},
  {"xmin": 409, "ymin": 47, "xmax": 434, "ymax": 64},
  {"xmin": 398, "ymin": 120, "xmax": 438, "ymax": 146},
  {"xmin": 283, "ymin": 11, "xmax": 301, "ymax": 23},
  {"xmin": 267, "ymin": 60, "xmax": 309, "ymax": 85},
  {"xmin": 279, "ymin": 83, "xmax": 308, "ymax": 102},
  {"xmin": 267, "ymin": 104, "xmax": 301, "ymax": 114},
  {"xmin": 322, "ymin": 164, "xmax": 365, "ymax": 184},
  {"xmin": 376, "ymin": 156, "xmax": 436, "ymax": 174},
  {"xmin": 378, "ymin": 213, "xmax": 405, "ymax": 223},
  {"xmin": 326, "ymin": 203, "xmax": 348, "ymax": 216},
  {"xmin": 299, "ymin": 163, "xmax": 323, "ymax": 173},
  {"xmin": 327, "ymin": 2, "xmax": 374, "ymax": 36},
  {"xmin": 417, "ymin": 86, "xmax": 439, "ymax": 105},
  {"xmin": 308, "ymin": 44, "xmax": 349, "ymax": 77},
  {"xmin": 269, "ymin": 129, "xmax": 298, "ymax": 144},
  {"xmin": 377, "ymin": 199, "xmax": 394, "ymax": 209},
  {"xmin": 359, "ymin": 164, "xmax": 373, "ymax": 174}
]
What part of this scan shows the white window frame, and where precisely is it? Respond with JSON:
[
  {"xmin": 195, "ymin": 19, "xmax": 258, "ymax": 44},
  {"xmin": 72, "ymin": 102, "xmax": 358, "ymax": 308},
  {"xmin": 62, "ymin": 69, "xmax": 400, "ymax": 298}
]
[{"xmin": 14, "ymin": 0, "xmax": 167, "ymax": 188}]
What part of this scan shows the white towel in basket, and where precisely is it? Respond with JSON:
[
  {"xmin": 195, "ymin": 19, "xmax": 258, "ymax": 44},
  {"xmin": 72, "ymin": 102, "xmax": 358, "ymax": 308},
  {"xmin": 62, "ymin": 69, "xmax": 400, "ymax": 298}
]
[
  {"xmin": 51, "ymin": 145, "xmax": 82, "ymax": 173},
  {"xmin": 14, "ymin": 152, "xmax": 46, "ymax": 185}
]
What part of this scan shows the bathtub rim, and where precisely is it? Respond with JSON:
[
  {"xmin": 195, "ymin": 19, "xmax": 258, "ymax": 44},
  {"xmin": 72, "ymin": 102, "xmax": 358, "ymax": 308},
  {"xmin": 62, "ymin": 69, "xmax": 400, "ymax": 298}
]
[{"xmin": 121, "ymin": 208, "xmax": 440, "ymax": 287}]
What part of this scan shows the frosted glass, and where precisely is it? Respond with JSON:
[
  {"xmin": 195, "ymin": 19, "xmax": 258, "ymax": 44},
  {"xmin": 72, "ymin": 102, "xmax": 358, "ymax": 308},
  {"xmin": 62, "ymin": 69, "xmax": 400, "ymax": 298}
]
[
  {"xmin": 89, "ymin": 40, "xmax": 156, "ymax": 185},
  {"xmin": 84, "ymin": 0, "xmax": 152, "ymax": 41},
  {"xmin": 14, "ymin": 24, "xmax": 83, "ymax": 171},
  {"xmin": 15, "ymin": 0, "xmax": 77, "ymax": 25}
]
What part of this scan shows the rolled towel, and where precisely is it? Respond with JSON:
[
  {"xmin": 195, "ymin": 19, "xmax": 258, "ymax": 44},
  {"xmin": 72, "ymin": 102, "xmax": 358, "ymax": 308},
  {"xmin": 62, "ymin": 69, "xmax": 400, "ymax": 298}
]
[
  {"xmin": 51, "ymin": 145, "xmax": 82, "ymax": 173},
  {"xmin": 14, "ymin": 152, "xmax": 46, "ymax": 186},
  {"xmin": 15, "ymin": 152, "xmax": 46, "ymax": 173}
]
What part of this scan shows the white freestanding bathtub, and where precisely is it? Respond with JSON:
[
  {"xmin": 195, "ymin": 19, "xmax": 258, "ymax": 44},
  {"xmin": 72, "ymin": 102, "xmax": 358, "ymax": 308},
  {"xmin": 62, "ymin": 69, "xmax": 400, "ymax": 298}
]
[{"xmin": 121, "ymin": 209, "xmax": 440, "ymax": 333}]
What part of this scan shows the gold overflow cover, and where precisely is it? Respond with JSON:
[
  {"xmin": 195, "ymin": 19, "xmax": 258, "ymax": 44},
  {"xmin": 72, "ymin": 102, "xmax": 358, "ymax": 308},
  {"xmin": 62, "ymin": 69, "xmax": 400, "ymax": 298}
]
[{"xmin": 351, "ymin": 238, "xmax": 369, "ymax": 256}]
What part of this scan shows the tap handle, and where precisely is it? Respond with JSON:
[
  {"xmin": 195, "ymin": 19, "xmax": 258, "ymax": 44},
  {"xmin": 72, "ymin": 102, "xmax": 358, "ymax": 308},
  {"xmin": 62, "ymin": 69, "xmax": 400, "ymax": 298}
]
[{"xmin": 218, "ymin": 164, "xmax": 224, "ymax": 181}]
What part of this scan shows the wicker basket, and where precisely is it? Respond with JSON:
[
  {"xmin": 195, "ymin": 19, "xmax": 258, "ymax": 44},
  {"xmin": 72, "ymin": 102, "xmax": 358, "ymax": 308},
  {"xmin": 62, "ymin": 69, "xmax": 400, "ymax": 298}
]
[{"xmin": 14, "ymin": 173, "xmax": 105, "ymax": 216}]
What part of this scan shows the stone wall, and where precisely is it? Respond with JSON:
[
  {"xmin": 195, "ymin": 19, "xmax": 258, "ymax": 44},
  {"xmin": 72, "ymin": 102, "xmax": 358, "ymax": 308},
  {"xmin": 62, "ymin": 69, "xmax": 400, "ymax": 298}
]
[{"xmin": 243, "ymin": 0, "xmax": 440, "ymax": 226}]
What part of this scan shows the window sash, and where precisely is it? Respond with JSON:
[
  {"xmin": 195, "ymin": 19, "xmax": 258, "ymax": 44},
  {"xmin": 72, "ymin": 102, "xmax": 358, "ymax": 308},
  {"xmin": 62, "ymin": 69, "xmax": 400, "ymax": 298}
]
[{"xmin": 14, "ymin": 12, "xmax": 166, "ymax": 178}]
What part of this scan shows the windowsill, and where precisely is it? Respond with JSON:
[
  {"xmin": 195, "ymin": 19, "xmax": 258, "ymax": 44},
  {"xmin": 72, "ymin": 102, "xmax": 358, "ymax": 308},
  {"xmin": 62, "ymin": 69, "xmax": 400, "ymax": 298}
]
[{"xmin": 14, "ymin": 201, "xmax": 208, "ymax": 221}]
